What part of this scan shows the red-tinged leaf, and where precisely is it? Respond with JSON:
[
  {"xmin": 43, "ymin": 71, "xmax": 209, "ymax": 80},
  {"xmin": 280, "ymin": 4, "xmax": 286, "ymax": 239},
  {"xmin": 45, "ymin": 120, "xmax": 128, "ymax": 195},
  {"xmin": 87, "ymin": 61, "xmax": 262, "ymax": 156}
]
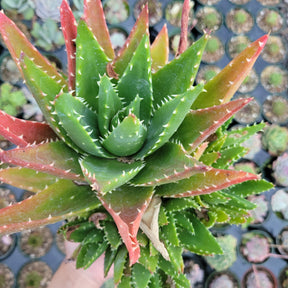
[
  {"xmin": 0, "ymin": 141, "xmax": 83, "ymax": 181},
  {"xmin": 0, "ymin": 110, "xmax": 58, "ymax": 147},
  {"xmin": 60, "ymin": 0, "xmax": 77, "ymax": 91},
  {"xmin": 0, "ymin": 11, "xmax": 67, "ymax": 87},
  {"xmin": 174, "ymin": 98, "xmax": 252, "ymax": 152},
  {"xmin": 99, "ymin": 185, "xmax": 154, "ymax": 265},
  {"xmin": 192, "ymin": 35, "xmax": 268, "ymax": 109},
  {"xmin": 151, "ymin": 25, "xmax": 169, "ymax": 72},
  {"xmin": 84, "ymin": 0, "xmax": 114, "ymax": 60},
  {"xmin": 0, "ymin": 167, "xmax": 58, "ymax": 193},
  {"xmin": 0, "ymin": 180, "xmax": 101, "ymax": 235},
  {"xmin": 131, "ymin": 142, "xmax": 208, "ymax": 186},
  {"xmin": 156, "ymin": 168, "xmax": 259, "ymax": 198},
  {"xmin": 178, "ymin": 0, "xmax": 190, "ymax": 55},
  {"xmin": 113, "ymin": 5, "xmax": 149, "ymax": 77}
]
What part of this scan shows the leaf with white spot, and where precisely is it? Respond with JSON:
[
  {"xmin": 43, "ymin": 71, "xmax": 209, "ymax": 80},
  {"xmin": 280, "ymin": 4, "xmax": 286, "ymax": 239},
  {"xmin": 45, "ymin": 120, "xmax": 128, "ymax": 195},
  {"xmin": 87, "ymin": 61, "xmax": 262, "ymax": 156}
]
[
  {"xmin": 99, "ymin": 185, "xmax": 154, "ymax": 265},
  {"xmin": 178, "ymin": 213, "xmax": 223, "ymax": 255},
  {"xmin": 174, "ymin": 98, "xmax": 252, "ymax": 153},
  {"xmin": 136, "ymin": 84, "xmax": 203, "ymax": 159},
  {"xmin": 132, "ymin": 263, "xmax": 152, "ymax": 288},
  {"xmin": 117, "ymin": 34, "xmax": 152, "ymax": 125},
  {"xmin": 192, "ymin": 35, "xmax": 268, "ymax": 109},
  {"xmin": 0, "ymin": 141, "xmax": 83, "ymax": 181},
  {"xmin": 156, "ymin": 168, "xmax": 259, "ymax": 198},
  {"xmin": 79, "ymin": 156, "xmax": 144, "ymax": 194},
  {"xmin": 152, "ymin": 34, "xmax": 208, "ymax": 108},
  {"xmin": 131, "ymin": 142, "xmax": 208, "ymax": 186},
  {"xmin": 98, "ymin": 75, "xmax": 123, "ymax": 137},
  {"xmin": 0, "ymin": 180, "xmax": 101, "ymax": 235},
  {"xmin": 76, "ymin": 20, "xmax": 110, "ymax": 110},
  {"xmin": 113, "ymin": 5, "xmax": 149, "ymax": 77},
  {"xmin": 102, "ymin": 114, "xmax": 147, "ymax": 157},
  {"xmin": 0, "ymin": 110, "xmax": 57, "ymax": 147},
  {"xmin": 55, "ymin": 93, "xmax": 113, "ymax": 158}
]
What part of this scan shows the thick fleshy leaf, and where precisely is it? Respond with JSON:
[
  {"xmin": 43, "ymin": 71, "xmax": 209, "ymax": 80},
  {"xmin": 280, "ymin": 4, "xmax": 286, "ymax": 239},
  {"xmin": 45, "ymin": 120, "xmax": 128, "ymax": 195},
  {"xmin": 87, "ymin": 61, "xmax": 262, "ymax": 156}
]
[
  {"xmin": 178, "ymin": 213, "xmax": 223, "ymax": 255},
  {"xmin": 113, "ymin": 5, "xmax": 149, "ymax": 77},
  {"xmin": 131, "ymin": 142, "xmax": 208, "ymax": 186},
  {"xmin": 138, "ymin": 245, "xmax": 159, "ymax": 273},
  {"xmin": 192, "ymin": 35, "xmax": 268, "ymax": 109},
  {"xmin": 0, "ymin": 141, "xmax": 83, "ymax": 180},
  {"xmin": 223, "ymin": 122, "xmax": 265, "ymax": 148},
  {"xmin": 79, "ymin": 156, "xmax": 144, "ymax": 194},
  {"xmin": 0, "ymin": 180, "xmax": 101, "ymax": 235},
  {"xmin": 221, "ymin": 179, "xmax": 273, "ymax": 198},
  {"xmin": 60, "ymin": 0, "xmax": 77, "ymax": 91},
  {"xmin": 76, "ymin": 20, "xmax": 110, "ymax": 110},
  {"xmin": 98, "ymin": 75, "xmax": 122, "ymax": 137},
  {"xmin": 0, "ymin": 11, "xmax": 67, "ymax": 86},
  {"xmin": 55, "ymin": 93, "xmax": 113, "ymax": 158},
  {"xmin": 20, "ymin": 55, "xmax": 79, "ymax": 151},
  {"xmin": 102, "ymin": 114, "xmax": 147, "ymax": 157},
  {"xmin": 99, "ymin": 185, "xmax": 154, "ymax": 265},
  {"xmin": 84, "ymin": 0, "xmax": 114, "ymax": 60},
  {"xmin": 114, "ymin": 246, "xmax": 128, "ymax": 284},
  {"xmin": 104, "ymin": 246, "xmax": 118, "ymax": 277},
  {"xmin": 136, "ymin": 85, "xmax": 203, "ymax": 159},
  {"xmin": 0, "ymin": 110, "xmax": 57, "ymax": 147},
  {"xmin": 151, "ymin": 25, "xmax": 169, "ymax": 72},
  {"xmin": 117, "ymin": 34, "xmax": 152, "ymax": 125},
  {"xmin": 156, "ymin": 168, "xmax": 259, "ymax": 198},
  {"xmin": 103, "ymin": 221, "xmax": 122, "ymax": 250},
  {"xmin": 174, "ymin": 98, "xmax": 252, "ymax": 152},
  {"xmin": 132, "ymin": 263, "xmax": 152, "ymax": 288},
  {"xmin": 152, "ymin": 34, "xmax": 208, "ymax": 107},
  {"xmin": 0, "ymin": 167, "xmax": 58, "ymax": 193}
]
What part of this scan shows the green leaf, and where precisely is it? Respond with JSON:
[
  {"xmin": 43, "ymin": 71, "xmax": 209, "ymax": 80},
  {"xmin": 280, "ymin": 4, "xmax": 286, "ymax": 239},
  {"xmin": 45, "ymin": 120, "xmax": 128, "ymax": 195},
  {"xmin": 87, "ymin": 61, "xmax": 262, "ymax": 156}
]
[
  {"xmin": 0, "ymin": 141, "xmax": 83, "ymax": 180},
  {"xmin": 138, "ymin": 245, "xmax": 158, "ymax": 273},
  {"xmin": 0, "ymin": 167, "xmax": 59, "ymax": 193},
  {"xmin": 132, "ymin": 263, "xmax": 152, "ymax": 288},
  {"xmin": 161, "ymin": 212, "xmax": 179, "ymax": 246},
  {"xmin": 164, "ymin": 198, "xmax": 200, "ymax": 212},
  {"xmin": 102, "ymin": 114, "xmax": 147, "ymax": 157},
  {"xmin": 117, "ymin": 34, "xmax": 152, "ymax": 125},
  {"xmin": 174, "ymin": 212, "xmax": 195, "ymax": 234},
  {"xmin": 104, "ymin": 246, "xmax": 118, "ymax": 277},
  {"xmin": 136, "ymin": 85, "xmax": 203, "ymax": 158},
  {"xmin": 98, "ymin": 75, "xmax": 122, "ymax": 137},
  {"xmin": 114, "ymin": 246, "xmax": 128, "ymax": 284},
  {"xmin": 149, "ymin": 273, "xmax": 163, "ymax": 288},
  {"xmin": 220, "ymin": 192, "xmax": 256, "ymax": 210},
  {"xmin": 0, "ymin": 11, "xmax": 66, "ymax": 86},
  {"xmin": 83, "ymin": 0, "xmax": 115, "ymax": 59},
  {"xmin": 113, "ymin": 5, "xmax": 149, "ymax": 77},
  {"xmin": 55, "ymin": 93, "xmax": 113, "ymax": 158},
  {"xmin": 152, "ymin": 34, "xmax": 208, "ymax": 107},
  {"xmin": 192, "ymin": 35, "xmax": 268, "ymax": 109},
  {"xmin": 103, "ymin": 221, "xmax": 122, "ymax": 250},
  {"xmin": 221, "ymin": 179, "xmax": 273, "ymax": 198},
  {"xmin": 76, "ymin": 20, "xmax": 109, "ymax": 110},
  {"xmin": 164, "ymin": 243, "xmax": 183, "ymax": 272},
  {"xmin": 20, "ymin": 56, "xmax": 73, "ymax": 148},
  {"xmin": 178, "ymin": 213, "xmax": 223, "ymax": 255},
  {"xmin": 174, "ymin": 98, "xmax": 252, "ymax": 152},
  {"xmin": 223, "ymin": 122, "xmax": 265, "ymax": 148},
  {"xmin": 65, "ymin": 222, "xmax": 96, "ymax": 242},
  {"xmin": 156, "ymin": 167, "xmax": 259, "ymax": 198},
  {"xmin": 131, "ymin": 142, "xmax": 207, "ymax": 186},
  {"xmin": 0, "ymin": 180, "xmax": 101, "ymax": 235},
  {"xmin": 76, "ymin": 241, "xmax": 108, "ymax": 269},
  {"xmin": 79, "ymin": 156, "xmax": 144, "ymax": 194},
  {"xmin": 151, "ymin": 25, "xmax": 169, "ymax": 72}
]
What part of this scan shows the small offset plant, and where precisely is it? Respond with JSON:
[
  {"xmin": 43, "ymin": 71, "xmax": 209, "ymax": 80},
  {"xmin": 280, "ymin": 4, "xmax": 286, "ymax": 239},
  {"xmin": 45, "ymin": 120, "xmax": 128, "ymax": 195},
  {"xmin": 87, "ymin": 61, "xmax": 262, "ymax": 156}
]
[
  {"xmin": 0, "ymin": 0, "xmax": 35, "ymax": 20},
  {"xmin": 0, "ymin": 82, "xmax": 26, "ymax": 116},
  {"xmin": 0, "ymin": 0, "xmax": 272, "ymax": 286}
]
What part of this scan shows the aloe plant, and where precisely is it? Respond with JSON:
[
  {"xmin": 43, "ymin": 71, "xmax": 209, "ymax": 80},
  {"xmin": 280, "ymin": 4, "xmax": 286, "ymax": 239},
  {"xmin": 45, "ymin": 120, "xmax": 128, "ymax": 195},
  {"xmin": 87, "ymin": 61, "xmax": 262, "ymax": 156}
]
[{"xmin": 0, "ymin": 0, "xmax": 272, "ymax": 286}]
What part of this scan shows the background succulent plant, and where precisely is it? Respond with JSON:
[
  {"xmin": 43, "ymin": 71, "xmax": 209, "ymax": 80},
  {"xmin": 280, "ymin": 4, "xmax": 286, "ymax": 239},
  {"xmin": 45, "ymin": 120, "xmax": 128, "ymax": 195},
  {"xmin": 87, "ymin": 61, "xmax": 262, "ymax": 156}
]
[{"xmin": 0, "ymin": 0, "xmax": 273, "ymax": 286}]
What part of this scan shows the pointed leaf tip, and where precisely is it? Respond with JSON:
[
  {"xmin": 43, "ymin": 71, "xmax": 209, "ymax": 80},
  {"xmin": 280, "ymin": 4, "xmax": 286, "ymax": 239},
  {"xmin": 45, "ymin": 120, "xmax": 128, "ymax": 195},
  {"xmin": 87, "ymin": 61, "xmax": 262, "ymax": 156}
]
[{"xmin": 178, "ymin": 0, "xmax": 191, "ymax": 55}]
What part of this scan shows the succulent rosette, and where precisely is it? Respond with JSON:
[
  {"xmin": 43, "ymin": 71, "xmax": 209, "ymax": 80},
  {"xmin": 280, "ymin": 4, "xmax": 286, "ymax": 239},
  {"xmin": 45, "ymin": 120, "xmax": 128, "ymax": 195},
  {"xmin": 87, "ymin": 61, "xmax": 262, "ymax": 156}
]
[{"xmin": 0, "ymin": 0, "xmax": 272, "ymax": 286}]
